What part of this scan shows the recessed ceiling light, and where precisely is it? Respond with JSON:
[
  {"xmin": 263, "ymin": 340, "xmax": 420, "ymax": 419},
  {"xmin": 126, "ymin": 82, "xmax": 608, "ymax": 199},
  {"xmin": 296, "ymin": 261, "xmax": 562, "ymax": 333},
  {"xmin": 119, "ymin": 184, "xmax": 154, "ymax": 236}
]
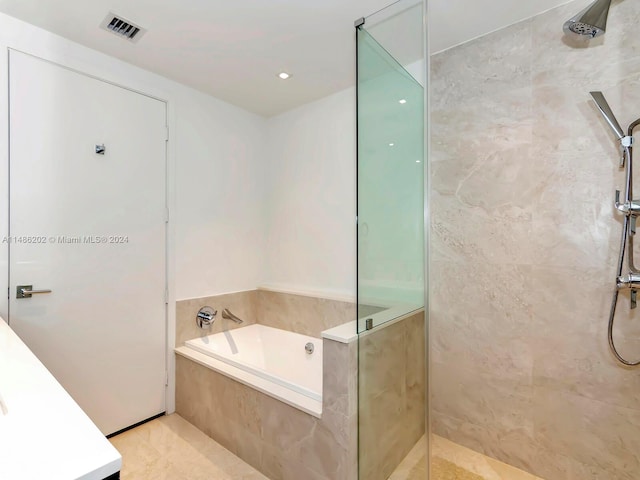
[
  {"xmin": 389, "ymin": 143, "xmax": 395, "ymax": 147},
  {"xmin": 278, "ymin": 72, "xmax": 291, "ymax": 80},
  {"xmin": 416, "ymin": 160, "xmax": 421, "ymax": 163},
  {"xmin": 399, "ymin": 99, "xmax": 407, "ymax": 104}
]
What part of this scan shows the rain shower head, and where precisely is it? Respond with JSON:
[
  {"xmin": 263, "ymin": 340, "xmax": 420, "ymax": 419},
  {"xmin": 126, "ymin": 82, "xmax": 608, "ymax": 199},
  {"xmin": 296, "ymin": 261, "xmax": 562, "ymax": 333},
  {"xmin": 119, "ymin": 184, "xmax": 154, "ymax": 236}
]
[
  {"xmin": 563, "ymin": 0, "xmax": 613, "ymax": 38},
  {"xmin": 590, "ymin": 91, "xmax": 625, "ymax": 140}
]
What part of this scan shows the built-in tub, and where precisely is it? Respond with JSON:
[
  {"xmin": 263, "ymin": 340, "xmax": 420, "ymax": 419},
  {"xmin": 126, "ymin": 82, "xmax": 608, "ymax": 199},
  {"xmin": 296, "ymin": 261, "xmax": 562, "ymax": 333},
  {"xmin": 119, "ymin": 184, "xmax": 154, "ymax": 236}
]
[{"xmin": 175, "ymin": 324, "xmax": 323, "ymax": 417}]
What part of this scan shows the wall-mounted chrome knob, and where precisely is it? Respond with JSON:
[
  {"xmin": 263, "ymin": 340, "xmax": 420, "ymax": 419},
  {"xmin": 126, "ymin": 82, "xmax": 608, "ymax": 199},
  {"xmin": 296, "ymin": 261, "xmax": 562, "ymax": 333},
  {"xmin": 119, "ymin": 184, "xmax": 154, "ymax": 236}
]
[{"xmin": 196, "ymin": 306, "xmax": 217, "ymax": 328}]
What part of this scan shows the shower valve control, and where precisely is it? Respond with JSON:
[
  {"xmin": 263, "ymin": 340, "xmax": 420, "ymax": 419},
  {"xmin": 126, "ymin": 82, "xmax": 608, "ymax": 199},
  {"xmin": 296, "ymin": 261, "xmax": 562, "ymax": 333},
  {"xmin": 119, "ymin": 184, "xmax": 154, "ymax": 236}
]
[
  {"xmin": 617, "ymin": 275, "xmax": 640, "ymax": 310},
  {"xmin": 617, "ymin": 273, "xmax": 640, "ymax": 290},
  {"xmin": 196, "ymin": 306, "xmax": 217, "ymax": 328},
  {"xmin": 614, "ymin": 190, "xmax": 640, "ymax": 216}
]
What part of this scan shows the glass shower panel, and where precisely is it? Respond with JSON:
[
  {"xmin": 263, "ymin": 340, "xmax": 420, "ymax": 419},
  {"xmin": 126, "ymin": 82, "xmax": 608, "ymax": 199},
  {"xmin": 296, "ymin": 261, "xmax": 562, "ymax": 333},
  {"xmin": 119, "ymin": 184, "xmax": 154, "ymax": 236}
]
[
  {"xmin": 356, "ymin": 27, "xmax": 425, "ymax": 333},
  {"xmin": 356, "ymin": 2, "xmax": 427, "ymax": 479}
]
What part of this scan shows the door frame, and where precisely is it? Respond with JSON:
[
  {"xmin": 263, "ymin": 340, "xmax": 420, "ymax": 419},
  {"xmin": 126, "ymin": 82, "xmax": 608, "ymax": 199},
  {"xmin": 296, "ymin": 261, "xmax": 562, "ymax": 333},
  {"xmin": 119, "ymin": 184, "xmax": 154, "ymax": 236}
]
[{"xmin": 1, "ymin": 45, "xmax": 178, "ymax": 414}]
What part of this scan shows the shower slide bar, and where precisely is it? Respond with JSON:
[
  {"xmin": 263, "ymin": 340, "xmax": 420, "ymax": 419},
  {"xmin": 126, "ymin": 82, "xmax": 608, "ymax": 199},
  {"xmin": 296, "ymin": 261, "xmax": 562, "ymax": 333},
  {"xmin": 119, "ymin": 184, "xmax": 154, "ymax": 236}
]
[{"xmin": 592, "ymin": 91, "xmax": 640, "ymax": 366}]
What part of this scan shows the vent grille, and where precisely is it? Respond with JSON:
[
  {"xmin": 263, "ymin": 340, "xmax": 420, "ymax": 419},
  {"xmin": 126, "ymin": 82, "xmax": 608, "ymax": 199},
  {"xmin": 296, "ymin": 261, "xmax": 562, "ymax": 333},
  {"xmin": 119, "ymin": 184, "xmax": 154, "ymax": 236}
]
[{"xmin": 100, "ymin": 13, "xmax": 146, "ymax": 43}]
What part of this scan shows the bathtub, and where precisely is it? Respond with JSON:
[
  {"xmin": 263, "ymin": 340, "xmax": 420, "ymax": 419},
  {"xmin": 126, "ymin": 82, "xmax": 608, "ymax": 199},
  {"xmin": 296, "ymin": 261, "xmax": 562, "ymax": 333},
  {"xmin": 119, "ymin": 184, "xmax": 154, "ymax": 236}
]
[{"xmin": 175, "ymin": 324, "xmax": 323, "ymax": 417}]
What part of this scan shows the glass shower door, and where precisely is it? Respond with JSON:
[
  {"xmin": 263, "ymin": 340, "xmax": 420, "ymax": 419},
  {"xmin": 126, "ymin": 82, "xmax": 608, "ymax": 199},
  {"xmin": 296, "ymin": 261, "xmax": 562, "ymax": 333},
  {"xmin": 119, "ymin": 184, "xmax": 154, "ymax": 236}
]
[{"xmin": 356, "ymin": 1, "xmax": 427, "ymax": 479}]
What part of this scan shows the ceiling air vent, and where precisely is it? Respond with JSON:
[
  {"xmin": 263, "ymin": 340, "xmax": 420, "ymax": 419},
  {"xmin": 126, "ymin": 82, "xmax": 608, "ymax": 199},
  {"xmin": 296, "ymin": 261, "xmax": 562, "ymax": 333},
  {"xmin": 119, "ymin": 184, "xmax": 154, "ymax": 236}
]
[{"xmin": 99, "ymin": 13, "xmax": 146, "ymax": 43}]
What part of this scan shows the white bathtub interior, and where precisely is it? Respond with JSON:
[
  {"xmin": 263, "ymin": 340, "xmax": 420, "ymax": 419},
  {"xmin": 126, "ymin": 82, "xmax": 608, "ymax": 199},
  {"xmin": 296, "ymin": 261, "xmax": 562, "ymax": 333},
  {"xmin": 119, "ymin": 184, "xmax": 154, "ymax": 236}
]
[{"xmin": 185, "ymin": 324, "xmax": 322, "ymax": 401}]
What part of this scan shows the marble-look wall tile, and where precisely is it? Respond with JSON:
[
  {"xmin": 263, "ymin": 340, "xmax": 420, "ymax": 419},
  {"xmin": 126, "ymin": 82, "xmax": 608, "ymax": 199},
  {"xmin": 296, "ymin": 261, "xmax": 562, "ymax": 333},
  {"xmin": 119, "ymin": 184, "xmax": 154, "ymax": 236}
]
[
  {"xmin": 533, "ymin": 387, "xmax": 640, "ymax": 476},
  {"xmin": 175, "ymin": 290, "xmax": 258, "ymax": 347},
  {"xmin": 175, "ymin": 336, "xmax": 357, "ymax": 480},
  {"xmin": 257, "ymin": 290, "xmax": 355, "ymax": 338},
  {"xmin": 431, "ymin": 20, "xmax": 532, "ymax": 111},
  {"xmin": 177, "ymin": 289, "xmax": 356, "ymax": 346},
  {"xmin": 431, "ymin": 362, "xmax": 533, "ymax": 437},
  {"xmin": 431, "ymin": 411, "xmax": 573, "ymax": 480},
  {"xmin": 431, "ymin": 0, "xmax": 640, "ymax": 478},
  {"xmin": 358, "ymin": 311, "xmax": 426, "ymax": 480},
  {"xmin": 529, "ymin": 265, "xmax": 640, "ymax": 410}
]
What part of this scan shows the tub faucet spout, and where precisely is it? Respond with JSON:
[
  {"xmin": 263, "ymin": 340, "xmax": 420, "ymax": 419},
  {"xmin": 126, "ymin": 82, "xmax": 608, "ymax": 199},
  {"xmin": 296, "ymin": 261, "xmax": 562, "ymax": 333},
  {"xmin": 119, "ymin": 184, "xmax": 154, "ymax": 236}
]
[{"xmin": 222, "ymin": 308, "xmax": 244, "ymax": 324}]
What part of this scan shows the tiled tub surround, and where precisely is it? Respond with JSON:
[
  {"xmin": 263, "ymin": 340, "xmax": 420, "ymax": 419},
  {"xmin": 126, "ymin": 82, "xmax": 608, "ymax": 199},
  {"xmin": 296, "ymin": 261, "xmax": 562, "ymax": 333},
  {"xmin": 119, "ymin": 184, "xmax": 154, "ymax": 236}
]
[
  {"xmin": 431, "ymin": 0, "xmax": 640, "ymax": 479},
  {"xmin": 176, "ymin": 338, "xmax": 358, "ymax": 480},
  {"xmin": 176, "ymin": 288, "xmax": 355, "ymax": 345},
  {"xmin": 257, "ymin": 288, "xmax": 356, "ymax": 338},
  {"xmin": 175, "ymin": 295, "xmax": 425, "ymax": 480},
  {"xmin": 358, "ymin": 310, "xmax": 426, "ymax": 480}
]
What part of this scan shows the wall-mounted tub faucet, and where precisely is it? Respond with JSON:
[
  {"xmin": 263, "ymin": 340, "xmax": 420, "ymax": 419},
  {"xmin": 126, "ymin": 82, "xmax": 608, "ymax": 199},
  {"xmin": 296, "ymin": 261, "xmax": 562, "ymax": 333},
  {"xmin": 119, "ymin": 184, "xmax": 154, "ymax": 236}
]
[
  {"xmin": 222, "ymin": 308, "xmax": 244, "ymax": 324},
  {"xmin": 592, "ymin": 91, "xmax": 640, "ymax": 366}
]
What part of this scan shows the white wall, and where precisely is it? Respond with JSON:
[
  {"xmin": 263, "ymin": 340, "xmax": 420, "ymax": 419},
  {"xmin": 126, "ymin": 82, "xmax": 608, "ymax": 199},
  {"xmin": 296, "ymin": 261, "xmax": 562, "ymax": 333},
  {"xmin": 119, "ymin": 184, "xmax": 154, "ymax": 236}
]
[
  {"xmin": 0, "ymin": 9, "xmax": 417, "ymax": 413},
  {"xmin": 173, "ymin": 87, "xmax": 266, "ymax": 300},
  {"xmin": 260, "ymin": 59, "xmax": 424, "ymax": 300},
  {"xmin": 0, "ymin": 11, "xmax": 266, "ymax": 310},
  {"xmin": 263, "ymin": 87, "xmax": 357, "ymax": 299},
  {"xmin": 0, "ymin": 11, "xmax": 266, "ymax": 413}
]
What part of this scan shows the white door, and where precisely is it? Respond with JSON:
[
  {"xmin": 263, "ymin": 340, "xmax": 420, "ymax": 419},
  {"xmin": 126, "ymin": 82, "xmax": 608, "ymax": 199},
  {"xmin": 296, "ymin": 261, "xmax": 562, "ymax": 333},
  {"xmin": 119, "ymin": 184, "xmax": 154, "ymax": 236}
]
[{"xmin": 8, "ymin": 50, "xmax": 167, "ymax": 436}]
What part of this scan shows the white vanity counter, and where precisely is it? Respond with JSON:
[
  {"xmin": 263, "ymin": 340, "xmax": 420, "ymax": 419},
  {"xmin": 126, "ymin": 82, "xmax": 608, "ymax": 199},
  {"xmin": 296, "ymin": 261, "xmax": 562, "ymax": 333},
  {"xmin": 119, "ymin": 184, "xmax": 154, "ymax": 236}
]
[{"xmin": 0, "ymin": 318, "xmax": 121, "ymax": 480}]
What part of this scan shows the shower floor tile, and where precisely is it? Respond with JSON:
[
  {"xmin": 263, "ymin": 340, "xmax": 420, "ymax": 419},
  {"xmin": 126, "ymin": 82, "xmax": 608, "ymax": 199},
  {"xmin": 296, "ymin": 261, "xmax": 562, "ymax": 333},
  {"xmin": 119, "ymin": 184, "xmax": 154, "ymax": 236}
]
[
  {"xmin": 108, "ymin": 413, "xmax": 267, "ymax": 480},
  {"xmin": 390, "ymin": 435, "xmax": 543, "ymax": 480}
]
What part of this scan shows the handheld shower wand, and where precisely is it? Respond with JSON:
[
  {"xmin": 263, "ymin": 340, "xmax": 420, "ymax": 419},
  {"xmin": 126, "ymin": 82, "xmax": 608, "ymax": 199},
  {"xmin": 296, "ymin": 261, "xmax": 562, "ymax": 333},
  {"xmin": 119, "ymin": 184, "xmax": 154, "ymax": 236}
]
[
  {"xmin": 592, "ymin": 91, "xmax": 640, "ymax": 366},
  {"xmin": 590, "ymin": 92, "xmax": 625, "ymax": 140}
]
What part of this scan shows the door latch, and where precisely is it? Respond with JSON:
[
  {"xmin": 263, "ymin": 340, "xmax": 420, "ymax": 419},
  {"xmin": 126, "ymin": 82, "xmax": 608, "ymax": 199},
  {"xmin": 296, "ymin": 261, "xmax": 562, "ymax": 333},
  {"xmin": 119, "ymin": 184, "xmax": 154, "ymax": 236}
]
[{"xmin": 16, "ymin": 285, "xmax": 52, "ymax": 299}]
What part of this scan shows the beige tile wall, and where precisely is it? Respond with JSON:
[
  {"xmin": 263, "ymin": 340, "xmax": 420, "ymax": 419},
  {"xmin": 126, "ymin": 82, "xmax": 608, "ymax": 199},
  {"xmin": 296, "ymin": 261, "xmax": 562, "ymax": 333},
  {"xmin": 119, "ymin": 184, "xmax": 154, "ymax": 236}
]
[
  {"xmin": 358, "ymin": 311, "xmax": 426, "ymax": 480},
  {"xmin": 257, "ymin": 290, "xmax": 356, "ymax": 338},
  {"xmin": 431, "ymin": 1, "xmax": 640, "ymax": 479},
  {"xmin": 175, "ymin": 337, "xmax": 358, "ymax": 480},
  {"xmin": 176, "ymin": 289, "xmax": 355, "ymax": 347}
]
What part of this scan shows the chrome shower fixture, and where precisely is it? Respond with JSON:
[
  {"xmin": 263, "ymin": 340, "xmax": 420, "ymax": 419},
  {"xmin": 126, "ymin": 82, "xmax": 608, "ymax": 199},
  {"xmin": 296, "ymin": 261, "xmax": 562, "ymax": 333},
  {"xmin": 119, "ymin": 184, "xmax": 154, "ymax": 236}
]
[
  {"xmin": 595, "ymin": 91, "xmax": 640, "ymax": 366},
  {"xmin": 563, "ymin": 0, "xmax": 613, "ymax": 38}
]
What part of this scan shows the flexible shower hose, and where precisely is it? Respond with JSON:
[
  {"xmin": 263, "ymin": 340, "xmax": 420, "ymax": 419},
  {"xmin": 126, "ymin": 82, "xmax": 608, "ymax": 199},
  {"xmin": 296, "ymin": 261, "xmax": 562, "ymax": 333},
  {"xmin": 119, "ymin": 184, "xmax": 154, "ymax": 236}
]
[
  {"xmin": 608, "ymin": 146, "xmax": 640, "ymax": 366},
  {"xmin": 608, "ymin": 291, "xmax": 640, "ymax": 366}
]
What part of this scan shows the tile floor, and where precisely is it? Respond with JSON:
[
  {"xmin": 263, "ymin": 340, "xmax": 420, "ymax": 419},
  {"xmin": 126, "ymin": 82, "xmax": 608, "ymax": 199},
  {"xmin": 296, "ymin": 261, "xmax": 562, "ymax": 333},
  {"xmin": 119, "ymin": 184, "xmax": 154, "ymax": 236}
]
[
  {"xmin": 111, "ymin": 414, "xmax": 542, "ymax": 480},
  {"xmin": 391, "ymin": 435, "xmax": 544, "ymax": 480},
  {"xmin": 432, "ymin": 435, "xmax": 543, "ymax": 480},
  {"xmin": 109, "ymin": 414, "xmax": 267, "ymax": 480}
]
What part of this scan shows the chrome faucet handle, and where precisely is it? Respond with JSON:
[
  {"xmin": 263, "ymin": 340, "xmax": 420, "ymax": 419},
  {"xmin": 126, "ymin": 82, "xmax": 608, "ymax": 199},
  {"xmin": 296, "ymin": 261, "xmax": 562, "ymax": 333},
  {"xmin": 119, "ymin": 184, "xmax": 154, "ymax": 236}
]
[
  {"xmin": 196, "ymin": 306, "xmax": 217, "ymax": 329},
  {"xmin": 615, "ymin": 189, "xmax": 629, "ymax": 214}
]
